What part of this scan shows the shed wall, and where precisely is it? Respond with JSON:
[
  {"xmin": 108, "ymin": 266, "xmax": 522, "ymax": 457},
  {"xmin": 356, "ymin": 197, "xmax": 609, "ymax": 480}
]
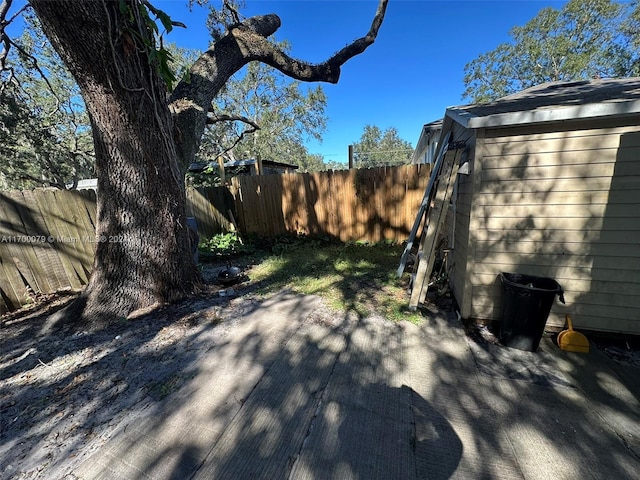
[{"xmin": 465, "ymin": 117, "xmax": 640, "ymax": 334}]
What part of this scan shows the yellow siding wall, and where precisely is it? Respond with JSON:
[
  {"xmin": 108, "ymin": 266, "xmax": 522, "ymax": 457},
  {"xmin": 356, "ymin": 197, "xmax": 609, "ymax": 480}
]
[{"xmin": 466, "ymin": 118, "xmax": 640, "ymax": 334}]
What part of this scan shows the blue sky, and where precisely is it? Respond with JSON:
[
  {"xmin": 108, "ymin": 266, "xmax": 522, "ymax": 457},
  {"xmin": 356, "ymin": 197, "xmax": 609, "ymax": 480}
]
[{"xmin": 62, "ymin": 1, "xmax": 572, "ymax": 164}]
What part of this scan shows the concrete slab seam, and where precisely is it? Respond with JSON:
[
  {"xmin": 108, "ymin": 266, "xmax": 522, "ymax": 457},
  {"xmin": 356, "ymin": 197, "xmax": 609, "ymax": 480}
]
[
  {"xmin": 286, "ymin": 327, "xmax": 348, "ymax": 479},
  {"xmin": 188, "ymin": 319, "xmax": 307, "ymax": 480}
]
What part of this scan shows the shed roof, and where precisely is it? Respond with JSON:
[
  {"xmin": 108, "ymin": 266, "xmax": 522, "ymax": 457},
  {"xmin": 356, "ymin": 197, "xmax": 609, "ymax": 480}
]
[{"xmin": 446, "ymin": 77, "xmax": 640, "ymax": 129}]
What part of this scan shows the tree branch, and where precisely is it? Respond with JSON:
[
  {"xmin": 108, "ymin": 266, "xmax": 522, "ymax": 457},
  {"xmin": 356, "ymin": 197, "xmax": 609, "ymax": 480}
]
[
  {"xmin": 233, "ymin": 0, "xmax": 388, "ymax": 83},
  {"xmin": 3, "ymin": 34, "xmax": 62, "ymax": 113},
  {"xmin": 1, "ymin": 0, "xmax": 29, "ymax": 26},
  {"xmin": 206, "ymin": 112, "xmax": 260, "ymax": 131},
  {"xmin": 170, "ymin": 0, "xmax": 388, "ymax": 171},
  {"xmin": 17, "ymin": 170, "xmax": 66, "ymax": 190},
  {"xmin": 1, "ymin": 0, "xmax": 14, "ymax": 74},
  {"xmin": 327, "ymin": 0, "xmax": 388, "ymax": 69},
  {"xmin": 1, "ymin": 1, "xmax": 29, "ymax": 75},
  {"xmin": 223, "ymin": 0, "xmax": 243, "ymax": 25},
  {"xmin": 217, "ymin": 125, "xmax": 258, "ymax": 159},
  {"xmin": 205, "ymin": 111, "xmax": 260, "ymax": 159}
]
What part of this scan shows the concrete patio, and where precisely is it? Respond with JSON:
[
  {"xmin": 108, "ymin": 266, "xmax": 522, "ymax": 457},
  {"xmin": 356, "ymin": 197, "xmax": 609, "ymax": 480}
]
[{"xmin": 71, "ymin": 292, "xmax": 640, "ymax": 479}]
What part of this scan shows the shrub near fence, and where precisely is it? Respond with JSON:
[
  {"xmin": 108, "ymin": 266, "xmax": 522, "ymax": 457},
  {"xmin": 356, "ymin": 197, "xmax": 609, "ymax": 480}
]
[{"xmin": 1, "ymin": 164, "xmax": 431, "ymax": 313}]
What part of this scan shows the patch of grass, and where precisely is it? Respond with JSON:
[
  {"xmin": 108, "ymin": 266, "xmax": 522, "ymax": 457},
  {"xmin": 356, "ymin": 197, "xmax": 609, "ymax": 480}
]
[{"xmin": 248, "ymin": 241, "xmax": 424, "ymax": 324}]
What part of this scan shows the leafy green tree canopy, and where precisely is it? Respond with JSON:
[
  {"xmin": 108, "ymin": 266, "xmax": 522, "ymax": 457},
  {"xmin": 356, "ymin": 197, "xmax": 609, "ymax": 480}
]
[
  {"xmin": 0, "ymin": 13, "xmax": 94, "ymax": 190},
  {"xmin": 352, "ymin": 125, "xmax": 413, "ymax": 168},
  {"xmin": 1, "ymin": 12, "xmax": 332, "ymax": 191},
  {"xmin": 463, "ymin": 0, "xmax": 640, "ymax": 103}
]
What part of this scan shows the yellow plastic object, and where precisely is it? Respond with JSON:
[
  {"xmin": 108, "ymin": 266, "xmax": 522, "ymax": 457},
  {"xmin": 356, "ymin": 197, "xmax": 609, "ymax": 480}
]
[
  {"xmin": 557, "ymin": 329, "xmax": 568, "ymax": 346},
  {"xmin": 558, "ymin": 315, "xmax": 589, "ymax": 353}
]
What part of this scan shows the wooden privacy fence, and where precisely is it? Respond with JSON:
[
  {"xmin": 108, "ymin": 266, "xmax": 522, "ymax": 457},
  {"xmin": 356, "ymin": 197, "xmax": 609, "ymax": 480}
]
[
  {"xmin": 0, "ymin": 189, "xmax": 96, "ymax": 314},
  {"xmin": 1, "ymin": 164, "xmax": 430, "ymax": 314},
  {"xmin": 187, "ymin": 164, "xmax": 431, "ymax": 242}
]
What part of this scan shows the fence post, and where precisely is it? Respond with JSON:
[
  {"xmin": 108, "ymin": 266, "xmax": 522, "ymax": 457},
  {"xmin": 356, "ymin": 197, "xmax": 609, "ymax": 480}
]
[{"xmin": 217, "ymin": 156, "xmax": 225, "ymax": 185}]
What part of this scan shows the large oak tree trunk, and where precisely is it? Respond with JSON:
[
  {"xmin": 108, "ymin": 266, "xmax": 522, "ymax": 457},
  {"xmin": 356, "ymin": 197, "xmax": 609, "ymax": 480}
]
[
  {"xmin": 31, "ymin": 0, "xmax": 200, "ymax": 324},
  {"xmin": 81, "ymin": 81, "xmax": 200, "ymax": 321}
]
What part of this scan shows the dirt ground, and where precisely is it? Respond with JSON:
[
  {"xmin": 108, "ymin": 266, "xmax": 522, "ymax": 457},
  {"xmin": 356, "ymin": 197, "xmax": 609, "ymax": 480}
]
[
  {"xmin": 2, "ymin": 263, "xmax": 639, "ymax": 479},
  {"xmin": 0, "ymin": 263, "xmax": 274, "ymax": 479}
]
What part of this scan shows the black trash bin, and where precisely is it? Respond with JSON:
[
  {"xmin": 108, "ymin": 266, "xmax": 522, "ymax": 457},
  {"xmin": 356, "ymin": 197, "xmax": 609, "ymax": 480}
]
[{"xmin": 499, "ymin": 272, "xmax": 565, "ymax": 352}]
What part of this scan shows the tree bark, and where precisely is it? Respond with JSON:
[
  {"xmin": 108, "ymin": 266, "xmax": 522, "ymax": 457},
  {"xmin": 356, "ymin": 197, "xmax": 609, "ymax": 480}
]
[{"xmin": 30, "ymin": 0, "xmax": 200, "ymax": 324}]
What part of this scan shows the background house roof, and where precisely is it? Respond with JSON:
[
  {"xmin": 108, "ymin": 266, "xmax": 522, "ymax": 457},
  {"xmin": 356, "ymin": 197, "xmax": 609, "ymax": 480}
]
[
  {"xmin": 188, "ymin": 159, "xmax": 299, "ymax": 173},
  {"xmin": 221, "ymin": 159, "xmax": 299, "ymax": 170},
  {"xmin": 411, "ymin": 119, "xmax": 444, "ymax": 164},
  {"xmin": 446, "ymin": 77, "xmax": 640, "ymax": 129}
]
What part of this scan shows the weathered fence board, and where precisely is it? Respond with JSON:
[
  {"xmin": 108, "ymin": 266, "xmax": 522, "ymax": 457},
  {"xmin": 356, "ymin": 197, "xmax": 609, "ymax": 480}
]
[
  {"xmin": 186, "ymin": 186, "xmax": 235, "ymax": 239},
  {"xmin": 0, "ymin": 198, "xmax": 29, "ymax": 310},
  {"xmin": 0, "ymin": 189, "xmax": 97, "ymax": 314},
  {"xmin": 207, "ymin": 164, "xmax": 431, "ymax": 242}
]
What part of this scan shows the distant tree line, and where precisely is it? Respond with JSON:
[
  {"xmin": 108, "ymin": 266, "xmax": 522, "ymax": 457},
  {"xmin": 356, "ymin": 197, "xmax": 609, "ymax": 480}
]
[
  {"xmin": 352, "ymin": 125, "xmax": 413, "ymax": 168},
  {"xmin": 464, "ymin": 0, "xmax": 640, "ymax": 103}
]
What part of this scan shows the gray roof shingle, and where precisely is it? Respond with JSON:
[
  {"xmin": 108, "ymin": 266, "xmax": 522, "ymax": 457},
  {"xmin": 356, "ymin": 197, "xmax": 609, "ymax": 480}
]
[{"xmin": 447, "ymin": 77, "xmax": 640, "ymax": 129}]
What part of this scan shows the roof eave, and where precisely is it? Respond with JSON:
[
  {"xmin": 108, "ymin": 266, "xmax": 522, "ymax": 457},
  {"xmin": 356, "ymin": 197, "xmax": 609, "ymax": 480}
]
[
  {"xmin": 447, "ymin": 99, "xmax": 640, "ymax": 130},
  {"xmin": 445, "ymin": 107, "xmax": 475, "ymax": 128}
]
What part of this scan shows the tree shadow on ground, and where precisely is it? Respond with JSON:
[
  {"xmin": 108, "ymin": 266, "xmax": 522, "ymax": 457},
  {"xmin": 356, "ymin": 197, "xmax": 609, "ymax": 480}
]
[
  {"xmin": 245, "ymin": 242, "xmax": 420, "ymax": 323},
  {"xmin": 2, "ymin": 268, "xmax": 638, "ymax": 479},
  {"xmin": 80, "ymin": 297, "xmax": 463, "ymax": 480},
  {"xmin": 0, "ymin": 286, "xmax": 233, "ymax": 479}
]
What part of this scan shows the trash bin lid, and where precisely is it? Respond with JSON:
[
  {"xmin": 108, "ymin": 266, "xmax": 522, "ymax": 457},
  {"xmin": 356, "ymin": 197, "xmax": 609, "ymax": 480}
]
[{"xmin": 500, "ymin": 272, "xmax": 565, "ymax": 303}]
